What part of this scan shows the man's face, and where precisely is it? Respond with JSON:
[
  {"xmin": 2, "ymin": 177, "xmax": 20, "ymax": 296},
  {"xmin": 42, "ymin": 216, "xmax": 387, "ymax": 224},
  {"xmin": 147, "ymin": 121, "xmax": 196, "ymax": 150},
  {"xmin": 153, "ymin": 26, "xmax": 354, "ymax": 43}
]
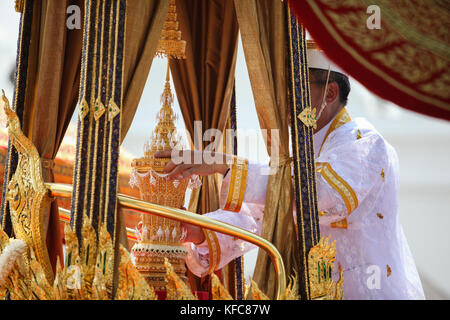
[
  {"xmin": 308, "ymin": 70, "xmax": 326, "ymax": 111},
  {"xmin": 288, "ymin": 70, "xmax": 340, "ymax": 133},
  {"xmin": 288, "ymin": 71, "xmax": 325, "ymax": 126}
]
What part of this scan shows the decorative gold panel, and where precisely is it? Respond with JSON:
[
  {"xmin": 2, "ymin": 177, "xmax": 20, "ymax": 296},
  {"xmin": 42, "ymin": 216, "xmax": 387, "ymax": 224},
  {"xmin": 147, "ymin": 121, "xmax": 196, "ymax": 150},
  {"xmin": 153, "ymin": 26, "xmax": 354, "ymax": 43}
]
[{"xmin": 1, "ymin": 91, "xmax": 54, "ymax": 283}]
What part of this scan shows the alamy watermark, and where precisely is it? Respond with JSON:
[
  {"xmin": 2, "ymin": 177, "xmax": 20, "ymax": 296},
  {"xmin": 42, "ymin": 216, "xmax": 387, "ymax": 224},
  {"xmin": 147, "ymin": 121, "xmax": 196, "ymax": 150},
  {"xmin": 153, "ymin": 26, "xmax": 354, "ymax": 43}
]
[
  {"xmin": 66, "ymin": 5, "xmax": 81, "ymax": 30},
  {"xmin": 366, "ymin": 5, "xmax": 381, "ymax": 30}
]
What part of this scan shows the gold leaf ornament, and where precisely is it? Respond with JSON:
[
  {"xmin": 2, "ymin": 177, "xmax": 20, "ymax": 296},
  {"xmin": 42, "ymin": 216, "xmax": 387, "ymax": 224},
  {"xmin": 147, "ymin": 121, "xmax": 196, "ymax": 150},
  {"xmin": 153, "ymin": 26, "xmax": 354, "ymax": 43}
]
[
  {"xmin": 248, "ymin": 279, "xmax": 270, "ymax": 300},
  {"xmin": 92, "ymin": 223, "xmax": 114, "ymax": 299},
  {"xmin": 164, "ymin": 258, "xmax": 197, "ymax": 300},
  {"xmin": 79, "ymin": 98, "xmax": 90, "ymax": 120},
  {"xmin": 94, "ymin": 98, "xmax": 106, "ymax": 121},
  {"xmin": 211, "ymin": 272, "xmax": 233, "ymax": 300},
  {"xmin": 108, "ymin": 100, "xmax": 120, "ymax": 121},
  {"xmin": 115, "ymin": 245, "xmax": 158, "ymax": 300},
  {"xmin": 297, "ymin": 107, "xmax": 317, "ymax": 129}
]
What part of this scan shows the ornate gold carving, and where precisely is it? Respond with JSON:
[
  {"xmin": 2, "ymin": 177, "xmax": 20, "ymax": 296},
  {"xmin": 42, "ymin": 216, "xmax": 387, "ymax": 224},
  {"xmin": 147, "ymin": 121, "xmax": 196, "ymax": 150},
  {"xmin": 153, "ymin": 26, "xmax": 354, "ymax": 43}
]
[
  {"xmin": 164, "ymin": 258, "xmax": 197, "ymax": 300},
  {"xmin": 281, "ymin": 273, "xmax": 301, "ymax": 300},
  {"xmin": 223, "ymin": 156, "xmax": 249, "ymax": 212},
  {"xmin": 115, "ymin": 245, "xmax": 158, "ymax": 300},
  {"xmin": 248, "ymin": 279, "xmax": 270, "ymax": 300},
  {"xmin": 107, "ymin": 99, "xmax": 120, "ymax": 121},
  {"xmin": 79, "ymin": 98, "xmax": 90, "ymax": 120},
  {"xmin": 308, "ymin": 236, "xmax": 344, "ymax": 300},
  {"xmin": 211, "ymin": 272, "xmax": 233, "ymax": 300},
  {"xmin": 130, "ymin": 65, "xmax": 191, "ymax": 290},
  {"xmin": 297, "ymin": 107, "xmax": 317, "ymax": 129},
  {"xmin": 155, "ymin": 0, "xmax": 186, "ymax": 59},
  {"xmin": 0, "ymin": 217, "xmax": 157, "ymax": 300},
  {"xmin": 1, "ymin": 90, "xmax": 54, "ymax": 283},
  {"xmin": 94, "ymin": 98, "xmax": 106, "ymax": 121}
]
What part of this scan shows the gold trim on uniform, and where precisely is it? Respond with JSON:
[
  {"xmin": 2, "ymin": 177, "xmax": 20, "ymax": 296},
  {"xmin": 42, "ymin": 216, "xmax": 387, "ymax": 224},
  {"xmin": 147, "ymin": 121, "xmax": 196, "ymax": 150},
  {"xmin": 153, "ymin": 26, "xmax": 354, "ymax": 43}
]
[
  {"xmin": 316, "ymin": 162, "xmax": 358, "ymax": 215},
  {"xmin": 330, "ymin": 218, "xmax": 348, "ymax": 229},
  {"xmin": 203, "ymin": 229, "xmax": 221, "ymax": 274},
  {"xmin": 318, "ymin": 108, "xmax": 351, "ymax": 156},
  {"xmin": 223, "ymin": 156, "xmax": 248, "ymax": 213}
]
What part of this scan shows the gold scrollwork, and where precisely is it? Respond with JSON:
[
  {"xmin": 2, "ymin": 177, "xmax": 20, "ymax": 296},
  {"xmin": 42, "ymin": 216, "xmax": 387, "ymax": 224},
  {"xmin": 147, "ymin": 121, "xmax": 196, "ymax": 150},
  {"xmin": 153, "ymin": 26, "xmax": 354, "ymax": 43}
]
[
  {"xmin": 1, "ymin": 90, "xmax": 54, "ymax": 283},
  {"xmin": 308, "ymin": 236, "xmax": 344, "ymax": 300}
]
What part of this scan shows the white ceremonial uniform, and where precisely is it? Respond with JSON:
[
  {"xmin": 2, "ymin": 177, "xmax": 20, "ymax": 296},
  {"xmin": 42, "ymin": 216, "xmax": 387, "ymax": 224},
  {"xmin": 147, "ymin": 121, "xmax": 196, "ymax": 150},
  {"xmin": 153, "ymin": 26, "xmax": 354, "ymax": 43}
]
[{"xmin": 183, "ymin": 108, "xmax": 425, "ymax": 300}]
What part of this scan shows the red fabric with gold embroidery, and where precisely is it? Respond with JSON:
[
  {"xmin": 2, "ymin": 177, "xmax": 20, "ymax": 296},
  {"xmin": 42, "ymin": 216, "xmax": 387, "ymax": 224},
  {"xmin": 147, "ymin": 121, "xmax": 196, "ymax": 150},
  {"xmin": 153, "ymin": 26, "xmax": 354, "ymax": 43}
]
[{"xmin": 288, "ymin": 0, "xmax": 450, "ymax": 121}]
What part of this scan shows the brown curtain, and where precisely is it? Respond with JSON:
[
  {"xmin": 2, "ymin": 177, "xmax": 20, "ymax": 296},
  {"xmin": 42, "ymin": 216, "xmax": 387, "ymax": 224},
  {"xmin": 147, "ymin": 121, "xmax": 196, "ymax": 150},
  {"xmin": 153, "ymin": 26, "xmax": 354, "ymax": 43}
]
[
  {"xmin": 17, "ymin": 0, "xmax": 169, "ymax": 271},
  {"xmin": 169, "ymin": 0, "xmax": 239, "ymax": 292},
  {"xmin": 120, "ymin": 0, "xmax": 170, "ymax": 144},
  {"xmin": 234, "ymin": 0, "xmax": 299, "ymax": 299}
]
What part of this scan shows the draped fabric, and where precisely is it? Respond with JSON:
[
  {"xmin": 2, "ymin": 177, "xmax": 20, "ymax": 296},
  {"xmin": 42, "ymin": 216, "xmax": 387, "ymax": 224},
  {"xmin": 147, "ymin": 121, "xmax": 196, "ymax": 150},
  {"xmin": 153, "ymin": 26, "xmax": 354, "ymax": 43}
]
[
  {"xmin": 18, "ymin": 0, "xmax": 84, "ymax": 272},
  {"xmin": 234, "ymin": 0, "xmax": 299, "ymax": 299},
  {"xmin": 120, "ymin": 0, "xmax": 170, "ymax": 144},
  {"xmin": 169, "ymin": 0, "xmax": 239, "ymax": 293},
  {"xmin": 288, "ymin": 0, "xmax": 450, "ymax": 121},
  {"xmin": 69, "ymin": 0, "xmax": 167, "ymax": 253},
  {"xmin": 2, "ymin": 0, "xmax": 168, "ymax": 273}
]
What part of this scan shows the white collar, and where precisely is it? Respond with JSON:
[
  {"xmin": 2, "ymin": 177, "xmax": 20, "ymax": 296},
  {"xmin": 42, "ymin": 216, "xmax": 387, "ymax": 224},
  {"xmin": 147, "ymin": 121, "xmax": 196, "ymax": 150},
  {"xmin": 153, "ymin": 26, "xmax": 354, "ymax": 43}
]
[{"xmin": 313, "ymin": 117, "xmax": 334, "ymax": 157}]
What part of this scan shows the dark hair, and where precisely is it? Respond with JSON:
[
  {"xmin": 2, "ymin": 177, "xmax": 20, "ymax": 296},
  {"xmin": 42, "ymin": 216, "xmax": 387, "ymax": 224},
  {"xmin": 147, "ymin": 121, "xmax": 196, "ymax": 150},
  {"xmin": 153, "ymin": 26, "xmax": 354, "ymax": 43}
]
[{"xmin": 309, "ymin": 68, "xmax": 351, "ymax": 106}]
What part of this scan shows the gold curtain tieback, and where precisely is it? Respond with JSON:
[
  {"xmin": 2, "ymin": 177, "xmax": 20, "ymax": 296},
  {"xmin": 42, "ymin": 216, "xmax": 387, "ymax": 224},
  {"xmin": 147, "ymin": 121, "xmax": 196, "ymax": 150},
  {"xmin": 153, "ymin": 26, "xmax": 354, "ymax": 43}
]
[
  {"xmin": 269, "ymin": 155, "xmax": 292, "ymax": 168},
  {"xmin": 41, "ymin": 158, "xmax": 55, "ymax": 170}
]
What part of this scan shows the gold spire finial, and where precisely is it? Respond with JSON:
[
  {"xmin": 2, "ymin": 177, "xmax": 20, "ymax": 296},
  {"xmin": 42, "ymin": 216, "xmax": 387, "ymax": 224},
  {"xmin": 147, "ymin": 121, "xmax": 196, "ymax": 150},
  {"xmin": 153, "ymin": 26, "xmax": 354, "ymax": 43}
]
[
  {"xmin": 129, "ymin": 63, "xmax": 190, "ymax": 291},
  {"xmin": 155, "ymin": 0, "xmax": 186, "ymax": 59},
  {"xmin": 143, "ymin": 63, "xmax": 179, "ymax": 161}
]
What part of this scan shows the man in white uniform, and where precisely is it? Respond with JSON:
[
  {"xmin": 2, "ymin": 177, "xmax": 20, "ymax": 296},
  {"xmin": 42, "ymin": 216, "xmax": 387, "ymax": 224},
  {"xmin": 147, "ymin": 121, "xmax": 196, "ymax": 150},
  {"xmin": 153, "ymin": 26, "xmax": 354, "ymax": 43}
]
[{"xmin": 155, "ymin": 44, "xmax": 425, "ymax": 300}]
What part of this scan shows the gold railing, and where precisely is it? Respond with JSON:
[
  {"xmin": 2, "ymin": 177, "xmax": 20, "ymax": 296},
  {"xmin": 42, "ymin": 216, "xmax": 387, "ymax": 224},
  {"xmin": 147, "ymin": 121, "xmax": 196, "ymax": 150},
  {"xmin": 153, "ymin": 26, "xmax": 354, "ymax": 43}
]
[{"xmin": 46, "ymin": 182, "xmax": 287, "ymax": 300}]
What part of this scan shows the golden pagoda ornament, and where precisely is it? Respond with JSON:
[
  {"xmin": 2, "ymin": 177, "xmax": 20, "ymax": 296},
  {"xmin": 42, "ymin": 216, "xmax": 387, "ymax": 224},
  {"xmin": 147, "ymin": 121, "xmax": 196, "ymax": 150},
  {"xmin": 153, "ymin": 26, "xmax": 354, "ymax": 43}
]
[
  {"xmin": 155, "ymin": 0, "xmax": 186, "ymax": 59},
  {"xmin": 129, "ymin": 64, "xmax": 200, "ymax": 291}
]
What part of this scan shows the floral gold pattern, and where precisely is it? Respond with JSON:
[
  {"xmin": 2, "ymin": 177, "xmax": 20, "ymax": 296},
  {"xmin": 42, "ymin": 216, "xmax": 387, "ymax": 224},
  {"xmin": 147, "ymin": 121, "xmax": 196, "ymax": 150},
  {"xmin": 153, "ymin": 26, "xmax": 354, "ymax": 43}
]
[
  {"xmin": 316, "ymin": 162, "xmax": 358, "ymax": 214},
  {"xmin": 94, "ymin": 98, "xmax": 106, "ymax": 121},
  {"xmin": 0, "ymin": 218, "xmax": 157, "ymax": 300},
  {"xmin": 203, "ymin": 229, "xmax": 221, "ymax": 275},
  {"xmin": 211, "ymin": 272, "xmax": 233, "ymax": 300},
  {"xmin": 223, "ymin": 156, "xmax": 248, "ymax": 213},
  {"xmin": 155, "ymin": 0, "xmax": 186, "ymax": 59},
  {"xmin": 1, "ymin": 91, "xmax": 54, "ymax": 283},
  {"xmin": 297, "ymin": 107, "xmax": 317, "ymax": 129},
  {"xmin": 164, "ymin": 258, "xmax": 197, "ymax": 300},
  {"xmin": 79, "ymin": 98, "xmax": 90, "ymax": 120},
  {"xmin": 107, "ymin": 99, "xmax": 120, "ymax": 121},
  {"xmin": 330, "ymin": 218, "xmax": 348, "ymax": 229},
  {"xmin": 308, "ymin": 237, "xmax": 344, "ymax": 300},
  {"xmin": 129, "ymin": 65, "xmax": 193, "ymax": 290}
]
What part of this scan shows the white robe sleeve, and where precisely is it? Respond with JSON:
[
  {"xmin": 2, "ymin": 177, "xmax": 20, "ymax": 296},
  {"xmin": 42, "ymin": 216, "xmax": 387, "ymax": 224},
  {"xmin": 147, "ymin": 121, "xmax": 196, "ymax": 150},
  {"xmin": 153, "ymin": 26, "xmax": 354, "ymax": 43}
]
[{"xmin": 184, "ymin": 159, "xmax": 267, "ymax": 277}]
